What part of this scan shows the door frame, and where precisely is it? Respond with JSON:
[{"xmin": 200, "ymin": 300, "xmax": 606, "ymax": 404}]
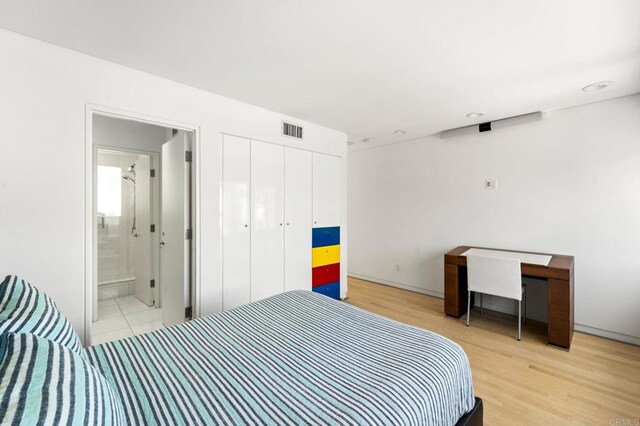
[{"xmin": 85, "ymin": 104, "xmax": 200, "ymax": 346}]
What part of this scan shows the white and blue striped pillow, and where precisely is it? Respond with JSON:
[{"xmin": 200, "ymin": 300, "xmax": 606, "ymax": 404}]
[
  {"xmin": 0, "ymin": 275, "xmax": 83, "ymax": 357},
  {"xmin": 0, "ymin": 333, "xmax": 125, "ymax": 425}
]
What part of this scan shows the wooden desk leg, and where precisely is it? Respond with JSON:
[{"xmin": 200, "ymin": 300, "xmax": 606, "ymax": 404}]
[
  {"xmin": 548, "ymin": 278, "xmax": 574, "ymax": 350},
  {"xmin": 445, "ymin": 263, "xmax": 467, "ymax": 318}
]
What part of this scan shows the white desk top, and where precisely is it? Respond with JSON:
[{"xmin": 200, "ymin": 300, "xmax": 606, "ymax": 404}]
[{"xmin": 461, "ymin": 248, "xmax": 552, "ymax": 267}]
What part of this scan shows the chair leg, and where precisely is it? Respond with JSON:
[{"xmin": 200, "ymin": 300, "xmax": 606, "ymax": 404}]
[
  {"xmin": 466, "ymin": 290, "xmax": 471, "ymax": 326},
  {"xmin": 480, "ymin": 293, "xmax": 483, "ymax": 314},
  {"xmin": 517, "ymin": 300, "xmax": 522, "ymax": 341}
]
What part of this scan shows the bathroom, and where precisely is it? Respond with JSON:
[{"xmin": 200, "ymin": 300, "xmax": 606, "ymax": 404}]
[
  {"xmin": 97, "ymin": 151, "xmax": 145, "ymax": 301},
  {"xmin": 92, "ymin": 115, "xmax": 167, "ymax": 344},
  {"xmin": 94, "ymin": 147, "xmax": 163, "ymax": 344}
]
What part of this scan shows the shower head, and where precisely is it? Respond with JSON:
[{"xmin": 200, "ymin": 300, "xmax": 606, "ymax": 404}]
[
  {"xmin": 122, "ymin": 175, "xmax": 136, "ymax": 184},
  {"xmin": 127, "ymin": 164, "xmax": 135, "ymax": 173}
]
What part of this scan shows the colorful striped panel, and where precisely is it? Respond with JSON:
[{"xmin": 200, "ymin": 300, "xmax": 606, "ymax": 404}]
[
  {"xmin": 312, "ymin": 263, "xmax": 340, "ymax": 288},
  {"xmin": 0, "ymin": 333, "xmax": 125, "ymax": 425},
  {"xmin": 311, "ymin": 244, "xmax": 340, "ymax": 268},
  {"xmin": 0, "ymin": 275, "xmax": 84, "ymax": 357},
  {"xmin": 313, "ymin": 281, "xmax": 340, "ymax": 299},
  {"xmin": 86, "ymin": 291, "xmax": 476, "ymax": 425},
  {"xmin": 312, "ymin": 227, "xmax": 340, "ymax": 248}
]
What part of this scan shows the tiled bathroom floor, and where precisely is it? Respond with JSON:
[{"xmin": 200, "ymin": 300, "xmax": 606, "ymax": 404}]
[{"xmin": 91, "ymin": 295, "xmax": 164, "ymax": 345}]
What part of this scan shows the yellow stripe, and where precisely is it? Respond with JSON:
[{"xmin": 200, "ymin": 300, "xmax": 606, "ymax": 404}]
[{"xmin": 312, "ymin": 245, "xmax": 340, "ymax": 267}]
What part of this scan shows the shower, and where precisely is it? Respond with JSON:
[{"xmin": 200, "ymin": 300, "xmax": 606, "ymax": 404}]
[{"xmin": 122, "ymin": 164, "xmax": 137, "ymax": 236}]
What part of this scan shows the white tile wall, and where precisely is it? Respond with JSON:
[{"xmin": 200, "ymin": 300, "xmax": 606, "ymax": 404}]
[{"xmin": 97, "ymin": 152, "xmax": 140, "ymax": 290}]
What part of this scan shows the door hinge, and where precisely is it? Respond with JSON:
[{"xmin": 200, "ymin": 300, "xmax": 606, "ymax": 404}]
[
  {"xmin": 185, "ymin": 151, "xmax": 193, "ymax": 163},
  {"xmin": 150, "ymin": 169, "xmax": 156, "ymax": 178},
  {"xmin": 150, "ymin": 224, "xmax": 155, "ymax": 233},
  {"xmin": 185, "ymin": 228, "xmax": 193, "ymax": 240},
  {"xmin": 185, "ymin": 306, "xmax": 192, "ymax": 318},
  {"xmin": 150, "ymin": 279, "xmax": 155, "ymax": 288}
]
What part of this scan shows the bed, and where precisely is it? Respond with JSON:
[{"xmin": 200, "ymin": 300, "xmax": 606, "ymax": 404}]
[{"xmin": 86, "ymin": 291, "xmax": 481, "ymax": 425}]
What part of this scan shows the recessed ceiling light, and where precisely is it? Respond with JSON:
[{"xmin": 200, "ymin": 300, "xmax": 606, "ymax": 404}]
[
  {"xmin": 362, "ymin": 138, "xmax": 374, "ymax": 143},
  {"xmin": 466, "ymin": 112, "xmax": 484, "ymax": 119},
  {"xmin": 393, "ymin": 129, "xmax": 407, "ymax": 135},
  {"xmin": 582, "ymin": 81, "xmax": 613, "ymax": 92}
]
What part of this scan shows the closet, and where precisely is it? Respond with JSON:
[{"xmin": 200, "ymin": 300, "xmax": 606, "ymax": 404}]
[{"xmin": 223, "ymin": 135, "xmax": 338, "ymax": 310}]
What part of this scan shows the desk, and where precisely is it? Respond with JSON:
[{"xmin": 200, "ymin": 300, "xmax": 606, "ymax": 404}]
[{"xmin": 444, "ymin": 246, "xmax": 575, "ymax": 350}]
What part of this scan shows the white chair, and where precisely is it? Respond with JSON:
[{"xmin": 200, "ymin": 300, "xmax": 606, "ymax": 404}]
[{"xmin": 466, "ymin": 254, "xmax": 526, "ymax": 341}]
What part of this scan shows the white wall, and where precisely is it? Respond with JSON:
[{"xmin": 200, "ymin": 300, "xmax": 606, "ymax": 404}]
[
  {"xmin": 0, "ymin": 28, "xmax": 347, "ymax": 343},
  {"xmin": 348, "ymin": 94, "xmax": 640, "ymax": 344}
]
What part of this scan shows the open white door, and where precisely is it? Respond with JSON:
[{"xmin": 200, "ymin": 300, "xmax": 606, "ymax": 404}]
[
  {"xmin": 133, "ymin": 155, "xmax": 154, "ymax": 306},
  {"xmin": 160, "ymin": 131, "xmax": 192, "ymax": 327}
]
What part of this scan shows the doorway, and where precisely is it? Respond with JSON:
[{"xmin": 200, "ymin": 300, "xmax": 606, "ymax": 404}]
[
  {"xmin": 87, "ymin": 110, "xmax": 196, "ymax": 346},
  {"xmin": 94, "ymin": 149, "xmax": 160, "ymax": 344}
]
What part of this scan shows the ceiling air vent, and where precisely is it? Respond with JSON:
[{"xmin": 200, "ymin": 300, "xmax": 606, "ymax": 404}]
[{"xmin": 282, "ymin": 121, "xmax": 303, "ymax": 139}]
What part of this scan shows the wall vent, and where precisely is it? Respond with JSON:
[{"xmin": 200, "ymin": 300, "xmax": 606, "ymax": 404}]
[{"xmin": 282, "ymin": 121, "xmax": 303, "ymax": 139}]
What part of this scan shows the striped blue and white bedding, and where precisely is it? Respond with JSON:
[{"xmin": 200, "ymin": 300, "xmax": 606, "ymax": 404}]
[
  {"xmin": 0, "ymin": 275, "xmax": 83, "ymax": 357},
  {"xmin": 0, "ymin": 333, "xmax": 125, "ymax": 425},
  {"xmin": 86, "ymin": 291, "xmax": 476, "ymax": 426}
]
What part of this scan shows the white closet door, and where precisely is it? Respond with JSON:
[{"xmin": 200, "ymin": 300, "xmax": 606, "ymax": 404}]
[
  {"xmin": 222, "ymin": 135, "xmax": 251, "ymax": 310},
  {"xmin": 250, "ymin": 141, "xmax": 285, "ymax": 302},
  {"xmin": 284, "ymin": 148, "xmax": 312, "ymax": 292},
  {"xmin": 312, "ymin": 153, "xmax": 341, "ymax": 227}
]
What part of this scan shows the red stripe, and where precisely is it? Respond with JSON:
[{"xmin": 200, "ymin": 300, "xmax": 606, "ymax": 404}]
[{"xmin": 312, "ymin": 263, "xmax": 340, "ymax": 287}]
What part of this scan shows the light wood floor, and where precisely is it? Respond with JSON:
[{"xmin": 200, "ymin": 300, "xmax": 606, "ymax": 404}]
[{"xmin": 345, "ymin": 277, "xmax": 640, "ymax": 425}]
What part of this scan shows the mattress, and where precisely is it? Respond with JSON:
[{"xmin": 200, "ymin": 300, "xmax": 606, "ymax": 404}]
[{"xmin": 86, "ymin": 291, "xmax": 475, "ymax": 425}]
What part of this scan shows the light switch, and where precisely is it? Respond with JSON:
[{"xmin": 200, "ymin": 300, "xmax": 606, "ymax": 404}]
[{"xmin": 485, "ymin": 179, "xmax": 497, "ymax": 189}]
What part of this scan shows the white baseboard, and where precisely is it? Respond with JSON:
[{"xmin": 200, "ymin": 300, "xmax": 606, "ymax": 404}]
[
  {"xmin": 574, "ymin": 324, "xmax": 640, "ymax": 346},
  {"xmin": 471, "ymin": 299, "xmax": 548, "ymax": 324},
  {"xmin": 348, "ymin": 272, "xmax": 444, "ymax": 299},
  {"xmin": 348, "ymin": 273, "xmax": 639, "ymax": 346}
]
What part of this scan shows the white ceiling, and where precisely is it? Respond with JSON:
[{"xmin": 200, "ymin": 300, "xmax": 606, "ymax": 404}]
[{"xmin": 1, "ymin": 1, "xmax": 639, "ymax": 150}]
